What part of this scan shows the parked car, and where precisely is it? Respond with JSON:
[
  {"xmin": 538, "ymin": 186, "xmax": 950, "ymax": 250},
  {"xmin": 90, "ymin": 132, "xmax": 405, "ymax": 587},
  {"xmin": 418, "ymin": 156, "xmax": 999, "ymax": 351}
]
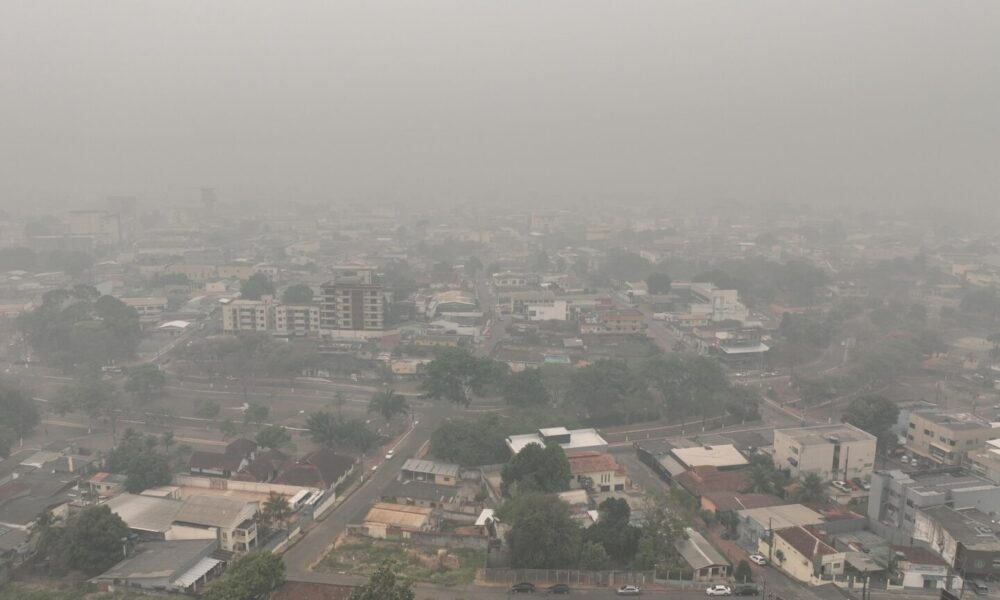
[
  {"xmin": 706, "ymin": 585, "xmax": 732, "ymax": 596},
  {"xmin": 749, "ymin": 553, "xmax": 767, "ymax": 565},
  {"xmin": 385, "ymin": 450, "xmax": 395, "ymax": 460},
  {"xmin": 546, "ymin": 583, "xmax": 571, "ymax": 595},
  {"xmin": 970, "ymin": 581, "xmax": 990, "ymax": 596},
  {"xmin": 852, "ymin": 477, "xmax": 871, "ymax": 491},
  {"xmin": 510, "ymin": 582, "xmax": 536, "ymax": 593},
  {"xmin": 617, "ymin": 585, "xmax": 642, "ymax": 596},
  {"xmin": 846, "ymin": 479, "xmax": 861, "ymax": 491},
  {"xmin": 832, "ymin": 480, "xmax": 852, "ymax": 493},
  {"xmin": 733, "ymin": 584, "xmax": 760, "ymax": 596}
]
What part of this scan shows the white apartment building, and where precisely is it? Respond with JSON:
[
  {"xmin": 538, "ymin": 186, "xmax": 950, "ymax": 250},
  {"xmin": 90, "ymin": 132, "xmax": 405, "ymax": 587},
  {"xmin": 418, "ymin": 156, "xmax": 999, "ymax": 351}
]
[
  {"xmin": 222, "ymin": 300, "xmax": 271, "ymax": 333},
  {"xmin": 773, "ymin": 423, "xmax": 877, "ymax": 481},
  {"xmin": 274, "ymin": 304, "xmax": 320, "ymax": 337}
]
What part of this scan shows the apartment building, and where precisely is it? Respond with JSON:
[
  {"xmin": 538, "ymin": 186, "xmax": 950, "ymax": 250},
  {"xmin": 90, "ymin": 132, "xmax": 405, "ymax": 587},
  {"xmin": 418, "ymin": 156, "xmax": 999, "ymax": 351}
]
[
  {"xmin": 905, "ymin": 410, "xmax": 993, "ymax": 466},
  {"xmin": 968, "ymin": 439, "xmax": 1000, "ymax": 484},
  {"xmin": 273, "ymin": 305, "xmax": 320, "ymax": 337},
  {"xmin": 120, "ymin": 297, "xmax": 168, "ymax": 324},
  {"xmin": 772, "ymin": 423, "xmax": 877, "ymax": 481},
  {"xmin": 320, "ymin": 266, "xmax": 385, "ymax": 333},
  {"xmin": 222, "ymin": 299, "xmax": 271, "ymax": 333}
]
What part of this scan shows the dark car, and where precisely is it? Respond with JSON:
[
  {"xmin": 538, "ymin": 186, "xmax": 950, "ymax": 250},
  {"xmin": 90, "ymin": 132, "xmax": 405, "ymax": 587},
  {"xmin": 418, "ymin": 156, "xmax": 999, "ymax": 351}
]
[
  {"xmin": 510, "ymin": 582, "xmax": 536, "ymax": 593},
  {"xmin": 546, "ymin": 583, "xmax": 571, "ymax": 594},
  {"xmin": 733, "ymin": 584, "xmax": 759, "ymax": 596}
]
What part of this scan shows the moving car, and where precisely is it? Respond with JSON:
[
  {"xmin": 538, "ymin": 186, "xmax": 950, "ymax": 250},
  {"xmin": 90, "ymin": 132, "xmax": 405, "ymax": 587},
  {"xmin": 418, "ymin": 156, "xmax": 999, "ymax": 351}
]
[
  {"xmin": 748, "ymin": 553, "xmax": 767, "ymax": 565},
  {"xmin": 510, "ymin": 582, "xmax": 536, "ymax": 593},
  {"xmin": 546, "ymin": 583, "xmax": 571, "ymax": 595},
  {"xmin": 385, "ymin": 450, "xmax": 395, "ymax": 459},
  {"xmin": 706, "ymin": 585, "xmax": 732, "ymax": 596},
  {"xmin": 617, "ymin": 585, "xmax": 641, "ymax": 596}
]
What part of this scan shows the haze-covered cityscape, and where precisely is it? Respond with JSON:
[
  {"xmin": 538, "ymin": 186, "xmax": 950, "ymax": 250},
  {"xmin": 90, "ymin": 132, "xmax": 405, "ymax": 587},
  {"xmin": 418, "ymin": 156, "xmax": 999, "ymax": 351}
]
[{"xmin": 1, "ymin": 3, "xmax": 999, "ymax": 600}]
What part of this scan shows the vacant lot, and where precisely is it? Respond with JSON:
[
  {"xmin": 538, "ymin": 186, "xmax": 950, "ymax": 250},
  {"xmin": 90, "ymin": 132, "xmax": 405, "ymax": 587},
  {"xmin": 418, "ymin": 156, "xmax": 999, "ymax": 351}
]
[{"xmin": 317, "ymin": 537, "xmax": 484, "ymax": 586}]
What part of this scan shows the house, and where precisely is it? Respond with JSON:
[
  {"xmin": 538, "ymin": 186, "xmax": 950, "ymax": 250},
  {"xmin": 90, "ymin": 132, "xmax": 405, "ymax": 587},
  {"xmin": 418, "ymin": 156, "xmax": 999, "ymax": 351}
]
[
  {"xmin": 0, "ymin": 471, "xmax": 79, "ymax": 557},
  {"xmin": 673, "ymin": 466, "xmax": 749, "ymax": 501},
  {"xmin": 675, "ymin": 528, "xmax": 731, "ymax": 581},
  {"xmin": 736, "ymin": 504, "xmax": 825, "ymax": 554},
  {"xmin": 381, "ymin": 480, "xmax": 468, "ymax": 512},
  {"xmin": 891, "ymin": 546, "xmax": 950, "ymax": 591},
  {"xmin": 772, "ymin": 423, "xmax": 877, "ymax": 481},
  {"xmin": 399, "ymin": 459, "xmax": 460, "ymax": 486},
  {"xmin": 565, "ymin": 452, "xmax": 629, "ymax": 492},
  {"xmin": 968, "ymin": 438, "xmax": 1000, "ymax": 484},
  {"xmin": 360, "ymin": 502, "xmax": 435, "ymax": 539},
  {"xmin": 699, "ymin": 492, "xmax": 784, "ymax": 514},
  {"xmin": 91, "ymin": 539, "xmax": 221, "ymax": 594},
  {"xmin": 188, "ymin": 438, "xmax": 258, "ymax": 478},
  {"xmin": 769, "ymin": 526, "xmax": 838, "ymax": 585},
  {"xmin": 273, "ymin": 447, "xmax": 356, "ymax": 493},
  {"xmin": 87, "ymin": 472, "xmax": 127, "ymax": 498},
  {"xmin": 106, "ymin": 493, "xmax": 258, "ymax": 553},
  {"xmin": 506, "ymin": 427, "xmax": 608, "ymax": 455},
  {"xmin": 913, "ymin": 505, "xmax": 1000, "ymax": 579}
]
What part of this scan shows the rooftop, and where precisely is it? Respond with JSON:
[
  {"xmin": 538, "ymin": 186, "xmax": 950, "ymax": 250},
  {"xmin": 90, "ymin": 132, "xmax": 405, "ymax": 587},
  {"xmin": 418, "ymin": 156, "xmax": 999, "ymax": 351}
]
[
  {"xmin": 776, "ymin": 423, "xmax": 877, "ymax": 446},
  {"xmin": 400, "ymin": 459, "xmax": 460, "ymax": 479},
  {"xmin": 671, "ymin": 444, "xmax": 748, "ymax": 469},
  {"xmin": 505, "ymin": 427, "xmax": 608, "ymax": 454},
  {"xmin": 701, "ymin": 492, "xmax": 784, "ymax": 512},
  {"xmin": 920, "ymin": 506, "xmax": 1000, "ymax": 550},
  {"xmin": 105, "ymin": 494, "xmax": 182, "ymax": 534},
  {"xmin": 913, "ymin": 410, "xmax": 992, "ymax": 431},
  {"xmin": 566, "ymin": 452, "xmax": 624, "ymax": 476},
  {"xmin": 675, "ymin": 528, "xmax": 730, "ymax": 570},
  {"xmin": 173, "ymin": 495, "xmax": 253, "ymax": 528},
  {"xmin": 776, "ymin": 526, "xmax": 837, "ymax": 560},
  {"xmin": 737, "ymin": 504, "xmax": 826, "ymax": 530},
  {"xmin": 363, "ymin": 502, "xmax": 433, "ymax": 529},
  {"xmin": 94, "ymin": 539, "xmax": 216, "ymax": 582}
]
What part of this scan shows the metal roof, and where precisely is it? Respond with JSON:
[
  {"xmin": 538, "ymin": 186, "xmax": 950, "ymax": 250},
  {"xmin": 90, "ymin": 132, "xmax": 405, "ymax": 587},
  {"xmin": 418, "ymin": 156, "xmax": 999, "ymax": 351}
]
[{"xmin": 400, "ymin": 459, "xmax": 459, "ymax": 478}]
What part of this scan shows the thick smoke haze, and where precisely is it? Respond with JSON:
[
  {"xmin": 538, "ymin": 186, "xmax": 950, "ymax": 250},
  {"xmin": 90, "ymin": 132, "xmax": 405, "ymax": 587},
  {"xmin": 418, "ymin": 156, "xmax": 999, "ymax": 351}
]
[{"xmin": 1, "ymin": 1, "xmax": 998, "ymax": 211}]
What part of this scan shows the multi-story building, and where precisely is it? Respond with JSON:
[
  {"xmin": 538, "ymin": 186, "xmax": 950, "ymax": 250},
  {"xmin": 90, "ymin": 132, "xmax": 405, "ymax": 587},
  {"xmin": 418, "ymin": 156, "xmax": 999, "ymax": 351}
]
[
  {"xmin": 904, "ymin": 410, "xmax": 992, "ymax": 466},
  {"xmin": 222, "ymin": 299, "xmax": 271, "ymax": 333},
  {"xmin": 968, "ymin": 439, "xmax": 1000, "ymax": 484},
  {"xmin": 320, "ymin": 266, "xmax": 384, "ymax": 333},
  {"xmin": 120, "ymin": 297, "xmax": 168, "ymax": 324},
  {"xmin": 273, "ymin": 305, "xmax": 320, "ymax": 337},
  {"xmin": 772, "ymin": 423, "xmax": 877, "ymax": 482},
  {"xmin": 867, "ymin": 467, "xmax": 1000, "ymax": 546},
  {"xmin": 65, "ymin": 209, "xmax": 121, "ymax": 245}
]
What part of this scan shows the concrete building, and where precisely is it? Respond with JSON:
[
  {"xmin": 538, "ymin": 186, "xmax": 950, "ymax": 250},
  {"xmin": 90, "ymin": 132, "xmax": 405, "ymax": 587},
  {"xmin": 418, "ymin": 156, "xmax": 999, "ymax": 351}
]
[
  {"xmin": 773, "ymin": 423, "xmax": 877, "ymax": 481},
  {"xmin": 904, "ymin": 411, "xmax": 993, "ymax": 466},
  {"xmin": 890, "ymin": 545, "xmax": 951, "ymax": 591},
  {"xmin": 675, "ymin": 528, "xmax": 730, "ymax": 581},
  {"xmin": 497, "ymin": 289, "xmax": 555, "ymax": 315},
  {"xmin": 867, "ymin": 468, "xmax": 1000, "ymax": 546},
  {"xmin": 399, "ymin": 459, "xmax": 460, "ymax": 486},
  {"xmin": 360, "ymin": 502, "xmax": 435, "ymax": 539},
  {"xmin": 505, "ymin": 427, "xmax": 608, "ymax": 455},
  {"xmin": 120, "ymin": 297, "xmax": 167, "ymax": 323},
  {"xmin": 274, "ymin": 304, "xmax": 320, "ymax": 337},
  {"xmin": 106, "ymin": 493, "xmax": 258, "ymax": 553},
  {"xmin": 65, "ymin": 209, "xmax": 121, "ymax": 245},
  {"xmin": 671, "ymin": 444, "xmax": 749, "ymax": 471},
  {"xmin": 566, "ymin": 452, "xmax": 629, "ymax": 492},
  {"xmin": 222, "ymin": 299, "xmax": 271, "ymax": 333},
  {"xmin": 526, "ymin": 300, "xmax": 568, "ymax": 321},
  {"xmin": 913, "ymin": 505, "xmax": 1000, "ymax": 579},
  {"xmin": 92, "ymin": 539, "xmax": 221, "ymax": 594},
  {"xmin": 320, "ymin": 266, "xmax": 384, "ymax": 333},
  {"xmin": 968, "ymin": 438, "xmax": 1000, "ymax": 484},
  {"xmin": 769, "ymin": 526, "xmax": 838, "ymax": 585}
]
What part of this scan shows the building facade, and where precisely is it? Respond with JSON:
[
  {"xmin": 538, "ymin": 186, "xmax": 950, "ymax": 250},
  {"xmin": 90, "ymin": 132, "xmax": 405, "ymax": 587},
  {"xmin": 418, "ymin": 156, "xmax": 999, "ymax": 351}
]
[
  {"xmin": 904, "ymin": 411, "xmax": 992, "ymax": 466},
  {"xmin": 320, "ymin": 266, "xmax": 384, "ymax": 333},
  {"xmin": 222, "ymin": 299, "xmax": 271, "ymax": 333},
  {"xmin": 773, "ymin": 423, "xmax": 877, "ymax": 482},
  {"xmin": 273, "ymin": 304, "xmax": 320, "ymax": 337}
]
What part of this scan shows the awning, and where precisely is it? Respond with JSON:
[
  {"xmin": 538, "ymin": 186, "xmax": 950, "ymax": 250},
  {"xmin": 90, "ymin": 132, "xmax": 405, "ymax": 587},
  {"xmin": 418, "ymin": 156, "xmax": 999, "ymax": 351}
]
[{"xmin": 172, "ymin": 557, "xmax": 221, "ymax": 589}]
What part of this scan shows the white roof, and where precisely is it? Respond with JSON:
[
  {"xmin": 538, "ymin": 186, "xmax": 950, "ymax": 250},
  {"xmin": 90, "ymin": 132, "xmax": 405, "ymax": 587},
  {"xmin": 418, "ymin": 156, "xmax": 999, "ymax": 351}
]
[
  {"xmin": 736, "ymin": 504, "xmax": 824, "ymax": 530},
  {"xmin": 539, "ymin": 427, "xmax": 570, "ymax": 437},
  {"xmin": 159, "ymin": 320, "xmax": 191, "ymax": 330},
  {"xmin": 172, "ymin": 556, "xmax": 222, "ymax": 588},
  {"xmin": 505, "ymin": 428, "xmax": 608, "ymax": 454},
  {"xmin": 671, "ymin": 444, "xmax": 748, "ymax": 469},
  {"xmin": 475, "ymin": 509, "xmax": 495, "ymax": 526}
]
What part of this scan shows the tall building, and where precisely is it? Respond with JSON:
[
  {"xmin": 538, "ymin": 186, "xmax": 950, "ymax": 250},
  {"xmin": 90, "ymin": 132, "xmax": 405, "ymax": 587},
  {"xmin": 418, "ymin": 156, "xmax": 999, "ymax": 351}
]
[
  {"xmin": 320, "ymin": 266, "xmax": 385, "ymax": 333},
  {"xmin": 222, "ymin": 299, "xmax": 272, "ymax": 333},
  {"xmin": 274, "ymin": 304, "xmax": 320, "ymax": 337},
  {"xmin": 904, "ymin": 410, "xmax": 992, "ymax": 466}
]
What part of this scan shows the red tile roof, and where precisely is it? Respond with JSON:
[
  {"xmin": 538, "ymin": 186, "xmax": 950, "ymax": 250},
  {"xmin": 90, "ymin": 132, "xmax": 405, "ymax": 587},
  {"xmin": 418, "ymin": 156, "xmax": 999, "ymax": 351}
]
[
  {"xmin": 674, "ymin": 466, "xmax": 747, "ymax": 497},
  {"xmin": 566, "ymin": 451, "xmax": 622, "ymax": 476},
  {"xmin": 891, "ymin": 546, "xmax": 948, "ymax": 566},
  {"xmin": 776, "ymin": 526, "xmax": 836, "ymax": 560},
  {"xmin": 701, "ymin": 492, "xmax": 784, "ymax": 512}
]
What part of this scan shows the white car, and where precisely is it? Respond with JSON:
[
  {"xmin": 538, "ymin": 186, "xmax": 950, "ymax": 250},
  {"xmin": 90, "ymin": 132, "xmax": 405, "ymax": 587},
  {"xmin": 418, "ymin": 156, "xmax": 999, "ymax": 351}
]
[
  {"xmin": 749, "ymin": 553, "xmax": 767, "ymax": 566},
  {"xmin": 706, "ymin": 585, "xmax": 732, "ymax": 596},
  {"xmin": 385, "ymin": 450, "xmax": 395, "ymax": 460},
  {"xmin": 832, "ymin": 480, "xmax": 852, "ymax": 493},
  {"xmin": 616, "ymin": 586, "xmax": 641, "ymax": 596}
]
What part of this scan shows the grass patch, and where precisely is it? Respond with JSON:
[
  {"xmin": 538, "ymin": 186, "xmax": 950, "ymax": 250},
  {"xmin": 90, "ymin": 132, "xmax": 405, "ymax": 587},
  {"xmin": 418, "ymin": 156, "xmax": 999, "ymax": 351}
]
[{"xmin": 317, "ymin": 538, "xmax": 484, "ymax": 586}]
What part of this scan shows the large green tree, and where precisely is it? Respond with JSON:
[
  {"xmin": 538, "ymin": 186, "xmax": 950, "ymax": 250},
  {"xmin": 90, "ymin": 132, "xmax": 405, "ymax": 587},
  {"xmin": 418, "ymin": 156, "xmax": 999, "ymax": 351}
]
[
  {"xmin": 841, "ymin": 394, "xmax": 900, "ymax": 453},
  {"xmin": 0, "ymin": 378, "xmax": 40, "ymax": 457},
  {"xmin": 585, "ymin": 498, "xmax": 640, "ymax": 564},
  {"xmin": 40, "ymin": 505, "xmax": 131, "ymax": 576},
  {"xmin": 368, "ymin": 388, "xmax": 409, "ymax": 424},
  {"xmin": 418, "ymin": 348, "xmax": 503, "ymax": 407},
  {"xmin": 349, "ymin": 560, "xmax": 415, "ymax": 600},
  {"xmin": 429, "ymin": 415, "xmax": 511, "ymax": 466},
  {"xmin": 239, "ymin": 273, "xmax": 275, "ymax": 301},
  {"xmin": 501, "ymin": 443, "xmax": 571, "ymax": 496},
  {"xmin": 501, "ymin": 368, "xmax": 550, "ymax": 407},
  {"xmin": 646, "ymin": 272, "xmax": 672, "ymax": 295},
  {"xmin": 305, "ymin": 411, "xmax": 377, "ymax": 453},
  {"xmin": 255, "ymin": 425, "xmax": 291, "ymax": 450},
  {"xmin": 281, "ymin": 283, "xmax": 314, "ymax": 304},
  {"xmin": 124, "ymin": 364, "xmax": 166, "ymax": 404},
  {"xmin": 202, "ymin": 552, "xmax": 285, "ymax": 600},
  {"xmin": 499, "ymin": 494, "xmax": 582, "ymax": 569},
  {"xmin": 107, "ymin": 429, "xmax": 172, "ymax": 493}
]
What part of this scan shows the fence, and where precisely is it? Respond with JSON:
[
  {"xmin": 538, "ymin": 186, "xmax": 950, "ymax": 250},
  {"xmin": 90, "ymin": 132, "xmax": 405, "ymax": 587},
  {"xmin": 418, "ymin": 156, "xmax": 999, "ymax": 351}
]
[{"xmin": 478, "ymin": 568, "xmax": 657, "ymax": 588}]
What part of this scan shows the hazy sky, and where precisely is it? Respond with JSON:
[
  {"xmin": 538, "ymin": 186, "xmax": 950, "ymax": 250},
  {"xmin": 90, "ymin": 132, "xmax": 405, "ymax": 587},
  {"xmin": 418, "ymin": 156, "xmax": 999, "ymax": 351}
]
[{"xmin": 1, "ymin": 1, "xmax": 998, "ymax": 211}]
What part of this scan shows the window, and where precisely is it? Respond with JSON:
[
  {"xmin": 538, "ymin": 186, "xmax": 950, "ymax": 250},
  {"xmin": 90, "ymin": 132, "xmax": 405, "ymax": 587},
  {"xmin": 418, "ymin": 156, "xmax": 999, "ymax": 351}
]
[
  {"xmin": 924, "ymin": 429, "xmax": 932, "ymax": 436},
  {"xmin": 907, "ymin": 434, "xmax": 914, "ymax": 441}
]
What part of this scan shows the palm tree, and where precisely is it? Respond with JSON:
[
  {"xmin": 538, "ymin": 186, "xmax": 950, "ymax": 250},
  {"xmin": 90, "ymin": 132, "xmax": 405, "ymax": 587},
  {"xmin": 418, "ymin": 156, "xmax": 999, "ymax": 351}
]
[
  {"xmin": 368, "ymin": 388, "xmax": 409, "ymax": 424},
  {"xmin": 741, "ymin": 463, "xmax": 775, "ymax": 495},
  {"xmin": 263, "ymin": 492, "xmax": 292, "ymax": 532},
  {"xmin": 306, "ymin": 411, "xmax": 339, "ymax": 447},
  {"xmin": 794, "ymin": 473, "xmax": 826, "ymax": 502}
]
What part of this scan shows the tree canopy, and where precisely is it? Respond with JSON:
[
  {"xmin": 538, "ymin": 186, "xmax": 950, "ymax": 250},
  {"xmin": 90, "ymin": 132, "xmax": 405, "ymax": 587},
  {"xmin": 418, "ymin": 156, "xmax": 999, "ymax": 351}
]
[
  {"xmin": 281, "ymin": 283, "xmax": 314, "ymax": 304},
  {"xmin": 0, "ymin": 379, "xmax": 40, "ymax": 457},
  {"xmin": 305, "ymin": 411, "xmax": 377, "ymax": 453},
  {"xmin": 841, "ymin": 394, "xmax": 900, "ymax": 453},
  {"xmin": 499, "ymin": 494, "xmax": 582, "ymax": 569},
  {"xmin": 646, "ymin": 272, "xmax": 672, "ymax": 294},
  {"xmin": 124, "ymin": 364, "xmax": 166, "ymax": 404},
  {"xmin": 255, "ymin": 425, "xmax": 291, "ymax": 449},
  {"xmin": 418, "ymin": 347, "xmax": 504, "ymax": 407},
  {"xmin": 202, "ymin": 552, "xmax": 285, "ymax": 600},
  {"xmin": 349, "ymin": 560, "xmax": 415, "ymax": 600},
  {"xmin": 428, "ymin": 414, "xmax": 512, "ymax": 466},
  {"xmin": 39, "ymin": 505, "xmax": 131, "ymax": 576},
  {"xmin": 501, "ymin": 443, "xmax": 571, "ymax": 496},
  {"xmin": 239, "ymin": 273, "xmax": 275, "ymax": 300},
  {"xmin": 368, "ymin": 388, "xmax": 409, "ymax": 424},
  {"xmin": 107, "ymin": 429, "xmax": 172, "ymax": 493},
  {"xmin": 500, "ymin": 368, "xmax": 550, "ymax": 407}
]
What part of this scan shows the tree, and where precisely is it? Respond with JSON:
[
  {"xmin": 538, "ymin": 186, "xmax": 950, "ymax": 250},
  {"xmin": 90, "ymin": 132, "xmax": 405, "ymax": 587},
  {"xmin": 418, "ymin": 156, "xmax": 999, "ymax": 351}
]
[
  {"xmin": 734, "ymin": 559, "xmax": 753, "ymax": 583},
  {"xmin": 243, "ymin": 402, "xmax": 269, "ymax": 429},
  {"xmin": 464, "ymin": 256, "xmax": 484, "ymax": 277},
  {"xmin": 501, "ymin": 368, "xmax": 550, "ymax": 407},
  {"xmin": 368, "ymin": 388, "xmax": 409, "ymax": 424},
  {"xmin": 429, "ymin": 415, "xmax": 511, "ymax": 466},
  {"xmin": 501, "ymin": 443, "xmax": 571, "ymax": 496},
  {"xmin": 742, "ymin": 462, "xmax": 777, "ymax": 495},
  {"xmin": 306, "ymin": 411, "xmax": 340, "ymax": 447},
  {"xmin": 646, "ymin": 272, "xmax": 672, "ymax": 295},
  {"xmin": 331, "ymin": 391, "xmax": 347, "ymax": 416},
  {"xmin": 635, "ymin": 494, "xmax": 689, "ymax": 568},
  {"xmin": 107, "ymin": 429, "xmax": 172, "ymax": 493},
  {"xmin": 52, "ymin": 374, "xmax": 118, "ymax": 434},
  {"xmin": 419, "ymin": 348, "xmax": 502, "ymax": 407},
  {"xmin": 202, "ymin": 552, "xmax": 285, "ymax": 600},
  {"xmin": 0, "ymin": 378, "xmax": 40, "ymax": 450},
  {"xmin": 499, "ymin": 494, "xmax": 582, "ymax": 569},
  {"xmin": 219, "ymin": 419, "xmax": 239, "ymax": 439},
  {"xmin": 160, "ymin": 430, "xmax": 175, "ymax": 453},
  {"xmin": 585, "ymin": 498, "xmax": 640, "ymax": 564},
  {"xmin": 262, "ymin": 492, "xmax": 292, "ymax": 531},
  {"xmin": 195, "ymin": 398, "xmax": 221, "ymax": 420},
  {"xmin": 40, "ymin": 505, "xmax": 131, "ymax": 576},
  {"xmin": 256, "ymin": 425, "xmax": 291, "ymax": 450},
  {"xmin": 349, "ymin": 560, "xmax": 415, "ymax": 600},
  {"xmin": 569, "ymin": 360, "xmax": 639, "ymax": 423},
  {"xmin": 124, "ymin": 364, "xmax": 166, "ymax": 404},
  {"xmin": 794, "ymin": 473, "xmax": 826, "ymax": 503},
  {"xmin": 240, "ymin": 273, "xmax": 275, "ymax": 301},
  {"xmin": 281, "ymin": 284, "xmax": 314, "ymax": 304},
  {"xmin": 305, "ymin": 411, "xmax": 378, "ymax": 453},
  {"xmin": 841, "ymin": 394, "xmax": 900, "ymax": 454},
  {"xmin": 578, "ymin": 541, "xmax": 610, "ymax": 570}
]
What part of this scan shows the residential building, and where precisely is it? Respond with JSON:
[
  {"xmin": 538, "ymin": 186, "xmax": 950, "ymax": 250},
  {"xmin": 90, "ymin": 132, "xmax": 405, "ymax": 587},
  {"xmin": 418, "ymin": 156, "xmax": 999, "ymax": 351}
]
[
  {"xmin": 0, "ymin": 471, "xmax": 79, "ymax": 557},
  {"xmin": 699, "ymin": 492, "xmax": 784, "ymax": 515},
  {"xmin": 737, "ymin": 504, "xmax": 825, "ymax": 553},
  {"xmin": 505, "ymin": 427, "xmax": 608, "ymax": 455},
  {"xmin": 497, "ymin": 289, "xmax": 555, "ymax": 315},
  {"xmin": 425, "ymin": 290, "xmax": 478, "ymax": 318},
  {"xmin": 273, "ymin": 447, "xmax": 356, "ymax": 494},
  {"xmin": 87, "ymin": 472, "xmax": 127, "ymax": 498},
  {"xmin": 673, "ymin": 282, "xmax": 749, "ymax": 324},
  {"xmin": 671, "ymin": 444, "xmax": 748, "ymax": 471},
  {"xmin": 968, "ymin": 439, "xmax": 1000, "ymax": 484},
  {"xmin": 274, "ymin": 304, "xmax": 320, "ymax": 337},
  {"xmin": 566, "ymin": 452, "xmax": 629, "ymax": 492},
  {"xmin": 381, "ymin": 480, "xmax": 470, "ymax": 513},
  {"xmin": 492, "ymin": 272, "xmax": 534, "ymax": 289},
  {"xmin": 189, "ymin": 439, "xmax": 258, "ymax": 478},
  {"xmin": 773, "ymin": 423, "xmax": 877, "ymax": 481},
  {"xmin": 360, "ymin": 502, "xmax": 435, "ymax": 539},
  {"xmin": 675, "ymin": 528, "xmax": 730, "ymax": 581},
  {"xmin": 674, "ymin": 467, "xmax": 750, "ymax": 501},
  {"xmin": 120, "ymin": 297, "xmax": 168, "ymax": 323},
  {"xmin": 65, "ymin": 209, "xmax": 121, "ymax": 245},
  {"xmin": 579, "ymin": 309, "xmax": 644, "ymax": 334},
  {"xmin": 867, "ymin": 468, "xmax": 1000, "ymax": 545},
  {"xmin": 222, "ymin": 299, "xmax": 271, "ymax": 333},
  {"xmin": 904, "ymin": 411, "xmax": 992, "ymax": 466},
  {"xmin": 399, "ymin": 459, "xmax": 460, "ymax": 486},
  {"xmin": 320, "ymin": 266, "xmax": 385, "ymax": 333},
  {"xmin": 913, "ymin": 506, "xmax": 1000, "ymax": 579},
  {"xmin": 769, "ymin": 526, "xmax": 838, "ymax": 585},
  {"xmin": 526, "ymin": 300, "xmax": 568, "ymax": 321},
  {"xmin": 890, "ymin": 546, "xmax": 950, "ymax": 591},
  {"xmin": 106, "ymin": 493, "xmax": 258, "ymax": 553},
  {"xmin": 92, "ymin": 539, "xmax": 221, "ymax": 594}
]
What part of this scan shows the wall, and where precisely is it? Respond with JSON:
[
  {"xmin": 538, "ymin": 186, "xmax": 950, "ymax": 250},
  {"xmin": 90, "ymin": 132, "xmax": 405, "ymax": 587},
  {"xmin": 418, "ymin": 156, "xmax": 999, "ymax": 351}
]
[
  {"xmin": 406, "ymin": 530, "xmax": 489, "ymax": 550},
  {"xmin": 172, "ymin": 475, "xmax": 317, "ymax": 498}
]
